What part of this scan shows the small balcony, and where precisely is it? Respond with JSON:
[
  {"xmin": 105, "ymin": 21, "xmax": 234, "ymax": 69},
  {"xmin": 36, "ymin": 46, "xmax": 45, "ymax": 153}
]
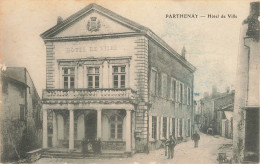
[{"xmin": 42, "ymin": 88, "xmax": 137, "ymax": 101}]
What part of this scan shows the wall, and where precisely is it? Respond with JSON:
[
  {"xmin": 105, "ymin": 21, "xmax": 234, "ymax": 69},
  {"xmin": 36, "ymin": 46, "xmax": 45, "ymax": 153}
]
[
  {"xmin": 233, "ymin": 3, "xmax": 260, "ymax": 161},
  {"xmin": 200, "ymin": 99, "xmax": 214, "ymax": 133},
  {"xmin": 45, "ymin": 35, "xmax": 149, "ymax": 152},
  {"xmin": 25, "ymin": 71, "xmax": 43, "ymax": 151},
  {"xmin": 0, "ymin": 68, "xmax": 42, "ymax": 162},
  {"xmin": 214, "ymin": 92, "xmax": 234, "ymax": 135},
  {"xmin": 147, "ymin": 40, "xmax": 194, "ymax": 150},
  {"xmin": 1, "ymin": 77, "xmax": 26, "ymax": 161}
]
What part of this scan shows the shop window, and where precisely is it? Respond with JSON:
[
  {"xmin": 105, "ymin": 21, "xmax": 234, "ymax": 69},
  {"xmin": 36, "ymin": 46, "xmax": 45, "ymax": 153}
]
[{"xmin": 163, "ymin": 117, "xmax": 167, "ymax": 138}]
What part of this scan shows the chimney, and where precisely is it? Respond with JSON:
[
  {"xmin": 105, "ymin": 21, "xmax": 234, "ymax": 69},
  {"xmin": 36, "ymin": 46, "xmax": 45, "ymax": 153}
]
[
  {"xmin": 57, "ymin": 16, "xmax": 63, "ymax": 24},
  {"xmin": 203, "ymin": 92, "xmax": 209, "ymax": 98},
  {"xmin": 244, "ymin": 2, "xmax": 260, "ymax": 40},
  {"xmin": 212, "ymin": 85, "xmax": 217, "ymax": 96},
  {"xmin": 226, "ymin": 86, "xmax": 230, "ymax": 93},
  {"xmin": 181, "ymin": 46, "xmax": 186, "ymax": 59}
]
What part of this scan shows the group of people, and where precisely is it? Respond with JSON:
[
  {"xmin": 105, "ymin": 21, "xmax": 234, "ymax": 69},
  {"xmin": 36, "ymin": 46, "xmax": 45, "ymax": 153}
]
[
  {"xmin": 82, "ymin": 138, "xmax": 102, "ymax": 155},
  {"xmin": 164, "ymin": 131, "xmax": 201, "ymax": 159}
]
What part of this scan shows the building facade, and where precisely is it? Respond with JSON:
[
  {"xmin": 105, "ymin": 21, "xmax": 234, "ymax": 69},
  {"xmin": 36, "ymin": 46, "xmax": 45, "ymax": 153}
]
[
  {"xmin": 200, "ymin": 87, "xmax": 234, "ymax": 136},
  {"xmin": 41, "ymin": 3, "xmax": 195, "ymax": 154},
  {"xmin": 233, "ymin": 2, "xmax": 260, "ymax": 163},
  {"xmin": 0, "ymin": 67, "xmax": 42, "ymax": 162},
  {"xmin": 214, "ymin": 91, "xmax": 234, "ymax": 138}
]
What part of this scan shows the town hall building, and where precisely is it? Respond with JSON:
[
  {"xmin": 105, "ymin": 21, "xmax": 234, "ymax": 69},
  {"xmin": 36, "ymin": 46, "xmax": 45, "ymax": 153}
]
[{"xmin": 41, "ymin": 3, "xmax": 196, "ymax": 155}]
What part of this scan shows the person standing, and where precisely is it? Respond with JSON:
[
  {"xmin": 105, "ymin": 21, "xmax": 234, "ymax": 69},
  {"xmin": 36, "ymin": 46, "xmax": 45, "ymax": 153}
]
[
  {"xmin": 192, "ymin": 131, "xmax": 200, "ymax": 148},
  {"xmin": 166, "ymin": 135, "xmax": 176, "ymax": 159}
]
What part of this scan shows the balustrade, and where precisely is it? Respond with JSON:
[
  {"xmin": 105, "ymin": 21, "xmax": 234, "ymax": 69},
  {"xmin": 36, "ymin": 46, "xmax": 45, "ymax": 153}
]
[{"xmin": 42, "ymin": 88, "xmax": 136, "ymax": 100}]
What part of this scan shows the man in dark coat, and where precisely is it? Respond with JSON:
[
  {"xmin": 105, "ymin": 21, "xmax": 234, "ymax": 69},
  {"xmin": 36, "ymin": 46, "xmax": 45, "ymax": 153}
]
[
  {"xmin": 192, "ymin": 131, "xmax": 200, "ymax": 148},
  {"xmin": 166, "ymin": 135, "xmax": 177, "ymax": 159}
]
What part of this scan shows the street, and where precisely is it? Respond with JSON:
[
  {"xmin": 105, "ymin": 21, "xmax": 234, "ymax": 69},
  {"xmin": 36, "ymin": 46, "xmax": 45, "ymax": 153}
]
[{"xmin": 35, "ymin": 133, "xmax": 232, "ymax": 164}]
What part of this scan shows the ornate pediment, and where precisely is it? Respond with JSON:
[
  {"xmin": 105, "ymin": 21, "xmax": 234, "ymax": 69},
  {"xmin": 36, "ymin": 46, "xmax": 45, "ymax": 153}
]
[{"xmin": 41, "ymin": 4, "xmax": 142, "ymax": 39}]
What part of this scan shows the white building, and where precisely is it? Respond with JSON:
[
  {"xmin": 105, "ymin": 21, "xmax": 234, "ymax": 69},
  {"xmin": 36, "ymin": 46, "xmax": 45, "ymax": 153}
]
[{"xmin": 41, "ymin": 3, "xmax": 195, "ymax": 155}]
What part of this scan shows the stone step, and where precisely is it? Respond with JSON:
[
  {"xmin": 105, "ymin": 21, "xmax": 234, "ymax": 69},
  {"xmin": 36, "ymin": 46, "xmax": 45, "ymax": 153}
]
[{"xmin": 42, "ymin": 151, "xmax": 127, "ymax": 159}]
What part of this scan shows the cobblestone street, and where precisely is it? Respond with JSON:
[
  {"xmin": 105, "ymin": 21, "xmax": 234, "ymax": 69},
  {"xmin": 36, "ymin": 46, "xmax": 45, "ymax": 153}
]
[{"xmin": 35, "ymin": 133, "xmax": 232, "ymax": 164}]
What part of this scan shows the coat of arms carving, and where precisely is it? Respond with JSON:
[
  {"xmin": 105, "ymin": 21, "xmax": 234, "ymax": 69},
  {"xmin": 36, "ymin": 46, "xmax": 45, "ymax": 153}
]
[{"xmin": 87, "ymin": 17, "xmax": 101, "ymax": 32}]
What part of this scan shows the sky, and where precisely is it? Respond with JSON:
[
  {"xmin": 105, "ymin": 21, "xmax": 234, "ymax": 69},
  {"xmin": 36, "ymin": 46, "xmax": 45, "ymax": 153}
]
[{"xmin": 0, "ymin": 0, "xmax": 252, "ymax": 99}]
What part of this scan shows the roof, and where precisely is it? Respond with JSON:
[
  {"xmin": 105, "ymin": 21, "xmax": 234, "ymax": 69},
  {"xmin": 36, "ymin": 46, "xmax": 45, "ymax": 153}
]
[
  {"xmin": 201, "ymin": 90, "xmax": 235, "ymax": 102},
  {"xmin": 1, "ymin": 67, "xmax": 28, "ymax": 87},
  {"xmin": 217, "ymin": 104, "xmax": 234, "ymax": 111},
  {"xmin": 41, "ymin": 3, "xmax": 196, "ymax": 73}
]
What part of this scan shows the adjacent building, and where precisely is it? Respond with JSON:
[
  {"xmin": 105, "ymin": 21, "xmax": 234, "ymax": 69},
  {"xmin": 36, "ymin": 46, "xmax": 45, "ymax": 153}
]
[
  {"xmin": 233, "ymin": 2, "xmax": 260, "ymax": 163},
  {"xmin": 200, "ymin": 87, "xmax": 234, "ymax": 137},
  {"xmin": 40, "ymin": 3, "xmax": 195, "ymax": 154},
  {"xmin": 215, "ymin": 91, "xmax": 234, "ymax": 139},
  {"xmin": 0, "ymin": 67, "xmax": 42, "ymax": 162}
]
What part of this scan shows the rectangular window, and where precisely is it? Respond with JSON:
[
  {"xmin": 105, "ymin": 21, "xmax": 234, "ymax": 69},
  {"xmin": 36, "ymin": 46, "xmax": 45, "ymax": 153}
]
[
  {"xmin": 180, "ymin": 83, "xmax": 184, "ymax": 103},
  {"xmin": 110, "ymin": 115, "xmax": 123, "ymax": 139},
  {"xmin": 63, "ymin": 68, "xmax": 75, "ymax": 89},
  {"xmin": 187, "ymin": 87, "xmax": 191, "ymax": 105},
  {"xmin": 151, "ymin": 69, "xmax": 157, "ymax": 95},
  {"xmin": 176, "ymin": 81, "xmax": 179, "ymax": 102},
  {"xmin": 187, "ymin": 119, "xmax": 191, "ymax": 137},
  {"xmin": 172, "ymin": 118, "xmax": 175, "ymax": 137},
  {"xmin": 152, "ymin": 116, "xmax": 157, "ymax": 139},
  {"xmin": 117, "ymin": 124, "xmax": 123, "ymax": 139},
  {"xmin": 111, "ymin": 124, "xmax": 115, "ymax": 138},
  {"xmin": 163, "ymin": 117, "xmax": 167, "ymax": 138},
  {"xmin": 87, "ymin": 67, "xmax": 100, "ymax": 88},
  {"xmin": 179, "ymin": 118, "xmax": 183, "ymax": 137},
  {"xmin": 2, "ymin": 80, "xmax": 8, "ymax": 94},
  {"xmin": 162, "ymin": 74, "xmax": 167, "ymax": 98},
  {"xmin": 113, "ymin": 66, "xmax": 126, "ymax": 88},
  {"xmin": 20, "ymin": 104, "xmax": 25, "ymax": 121},
  {"xmin": 170, "ymin": 78, "xmax": 176, "ymax": 100}
]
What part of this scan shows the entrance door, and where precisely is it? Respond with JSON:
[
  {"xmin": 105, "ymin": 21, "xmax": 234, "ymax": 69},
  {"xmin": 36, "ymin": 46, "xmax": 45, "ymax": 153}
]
[
  {"xmin": 245, "ymin": 108, "xmax": 259, "ymax": 162},
  {"xmin": 85, "ymin": 112, "xmax": 97, "ymax": 140}
]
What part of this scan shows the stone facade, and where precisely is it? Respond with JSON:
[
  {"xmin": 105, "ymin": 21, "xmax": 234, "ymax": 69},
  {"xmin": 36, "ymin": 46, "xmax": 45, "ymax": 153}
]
[
  {"xmin": 148, "ymin": 40, "xmax": 195, "ymax": 150},
  {"xmin": 233, "ymin": 2, "xmax": 260, "ymax": 163},
  {"xmin": 40, "ymin": 3, "xmax": 195, "ymax": 154},
  {"xmin": 0, "ymin": 67, "xmax": 42, "ymax": 162}
]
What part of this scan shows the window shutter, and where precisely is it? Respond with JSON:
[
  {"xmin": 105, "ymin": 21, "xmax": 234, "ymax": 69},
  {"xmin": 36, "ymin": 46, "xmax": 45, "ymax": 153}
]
[
  {"xmin": 176, "ymin": 81, "xmax": 179, "ymax": 102},
  {"xmin": 187, "ymin": 88, "xmax": 189, "ymax": 105},
  {"xmin": 182, "ymin": 85, "xmax": 185, "ymax": 104}
]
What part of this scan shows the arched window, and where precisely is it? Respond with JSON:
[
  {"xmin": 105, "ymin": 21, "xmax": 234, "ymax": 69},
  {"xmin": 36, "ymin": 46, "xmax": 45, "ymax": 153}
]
[{"xmin": 110, "ymin": 115, "xmax": 123, "ymax": 139}]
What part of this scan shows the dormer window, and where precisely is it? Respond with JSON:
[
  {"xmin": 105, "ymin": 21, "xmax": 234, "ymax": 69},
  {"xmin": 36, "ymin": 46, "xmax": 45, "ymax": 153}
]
[{"xmin": 63, "ymin": 68, "xmax": 75, "ymax": 89}]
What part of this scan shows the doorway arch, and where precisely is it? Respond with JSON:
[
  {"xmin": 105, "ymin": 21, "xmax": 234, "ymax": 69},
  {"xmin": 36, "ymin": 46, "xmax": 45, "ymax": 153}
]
[{"xmin": 85, "ymin": 111, "xmax": 97, "ymax": 140}]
